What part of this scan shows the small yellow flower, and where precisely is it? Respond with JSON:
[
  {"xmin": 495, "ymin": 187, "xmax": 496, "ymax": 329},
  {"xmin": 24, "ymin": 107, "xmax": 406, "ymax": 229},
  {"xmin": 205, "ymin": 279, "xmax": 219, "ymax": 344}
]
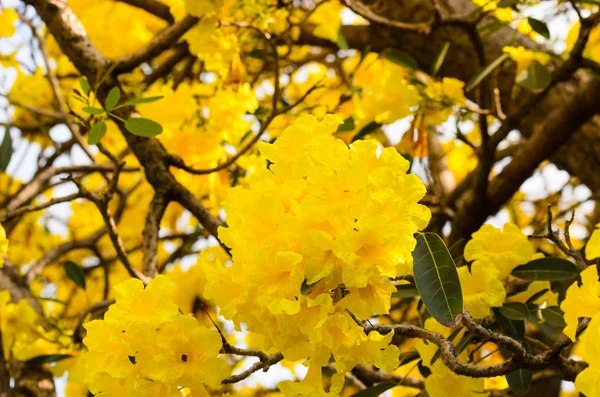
[
  {"xmin": 145, "ymin": 315, "xmax": 229, "ymax": 388},
  {"xmin": 560, "ymin": 265, "xmax": 600, "ymax": 341},
  {"xmin": 459, "ymin": 261, "xmax": 506, "ymax": 319},
  {"xmin": 586, "ymin": 224, "xmax": 600, "ymax": 260},
  {"xmin": 103, "ymin": 275, "xmax": 179, "ymax": 332},
  {"xmin": 464, "ymin": 223, "xmax": 534, "ymax": 279}
]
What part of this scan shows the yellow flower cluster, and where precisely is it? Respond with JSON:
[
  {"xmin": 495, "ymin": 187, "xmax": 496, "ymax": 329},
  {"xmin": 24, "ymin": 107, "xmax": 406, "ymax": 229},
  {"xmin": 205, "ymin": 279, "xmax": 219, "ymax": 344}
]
[
  {"xmin": 351, "ymin": 54, "xmax": 420, "ymax": 125},
  {"xmin": 560, "ymin": 265, "xmax": 600, "ymax": 396},
  {"xmin": 203, "ymin": 114, "xmax": 431, "ymax": 393},
  {"xmin": 462, "ymin": 223, "xmax": 535, "ymax": 318},
  {"xmin": 1, "ymin": 288, "xmax": 71, "ymax": 362},
  {"xmin": 83, "ymin": 276, "xmax": 229, "ymax": 396},
  {"xmin": 423, "ymin": 77, "xmax": 467, "ymax": 126}
]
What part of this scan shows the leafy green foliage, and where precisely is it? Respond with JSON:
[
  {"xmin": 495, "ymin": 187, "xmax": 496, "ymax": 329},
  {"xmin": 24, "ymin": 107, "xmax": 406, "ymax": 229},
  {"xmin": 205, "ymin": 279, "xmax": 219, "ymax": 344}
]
[
  {"xmin": 541, "ymin": 306, "xmax": 567, "ymax": 326},
  {"xmin": 0, "ymin": 129, "xmax": 13, "ymax": 172},
  {"xmin": 105, "ymin": 87, "xmax": 121, "ymax": 111},
  {"xmin": 336, "ymin": 117, "xmax": 356, "ymax": 132},
  {"xmin": 499, "ymin": 302, "xmax": 530, "ymax": 320},
  {"xmin": 466, "ymin": 53, "xmax": 509, "ymax": 92},
  {"xmin": 392, "ymin": 284, "xmax": 420, "ymax": 298},
  {"xmin": 125, "ymin": 118, "xmax": 163, "ymax": 137},
  {"xmin": 511, "ymin": 258, "xmax": 578, "ymax": 281},
  {"xmin": 516, "ymin": 63, "xmax": 552, "ymax": 90},
  {"xmin": 527, "ymin": 17, "xmax": 551, "ymax": 40},
  {"xmin": 431, "ymin": 42, "xmax": 451, "ymax": 76},
  {"xmin": 88, "ymin": 121, "xmax": 107, "ymax": 145},
  {"xmin": 494, "ymin": 307, "xmax": 525, "ymax": 341},
  {"xmin": 26, "ymin": 354, "xmax": 72, "ymax": 365},
  {"xmin": 64, "ymin": 261, "xmax": 86, "ymax": 290},
  {"xmin": 383, "ymin": 49, "xmax": 418, "ymax": 70},
  {"xmin": 413, "ymin": 233, "xmax": 463, "ymax": 327},
  {"xmin": 351, "ymin": 121, "xmax": 382, "ymax": 142},
  {"xmin": 506, "ymin": 367, "xmax": 533, "ymax": 395}
]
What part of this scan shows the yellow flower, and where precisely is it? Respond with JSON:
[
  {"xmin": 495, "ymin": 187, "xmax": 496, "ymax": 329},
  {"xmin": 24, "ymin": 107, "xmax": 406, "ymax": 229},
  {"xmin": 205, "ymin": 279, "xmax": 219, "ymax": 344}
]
[
  {"xmin": 0, "ymin": 8, "xmax": 18, "ymax": 38},
  {"xmin": 308, "ymin": 1, "xmax": 343, "ymax": 42},
  {"xmin": 566, "ymin": 21, "xmax": 600, "ymax": 64},
  {"xmin": 464, "ymin": 223, "xmax": 534, "ymax": 279},
  {"xmin": 423, "ymin": 78, "xmax": 467, "ymax": 125},
  {"xmin": 0, "ymin": 222, "xmax": 7, "ymax": 267},
  {"xmin": 586, "ymin": 224, "xmax": 600, "ymax": 260},
  {"xmin": 503, "ymin": 46, "xmax": 551, "ymax": 75},
  {"xmin": 83, "ymin": 320, "xmax": 136, "ymax": 378},
  {"xmin": 508, "ymin": 281, "xmax": 558, "ymax": 307},
  {"xmin": 0, "ymin": 291, "xmax": 39, "ymax": 360},
  {"xmin": 458, "ymin": 261, "xmax": 506, "ymax": 319},
  {"xmin": 425, "ymin": 361, "xmax": 489, "ymax": 397},
  {"xmin": 185, "ymin": 0, "xmax": 224, "ymax": 17},
  {"xmin": 573, "ymin": 316, "xmax": 600, "ymax": 396},
  {"xmin": 103, "ymin": 275, "xmax": 179, "ymax": 332},
  {"xmin": 560, "ymin": 265, "xmax": 600, "ymax": 341},
  {"xmin": 145, "ymin": 315, "xmax": 229, "ymax": 388}
]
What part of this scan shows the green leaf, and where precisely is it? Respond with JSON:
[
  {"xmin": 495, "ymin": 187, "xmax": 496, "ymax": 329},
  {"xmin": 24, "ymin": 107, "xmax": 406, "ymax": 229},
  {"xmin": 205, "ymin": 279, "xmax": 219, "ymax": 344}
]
[
  {"xmin": 454, "ymin": 332, "xmax": 474, "ymax": 356},
  {"xmin": 383, "ymin": 49, "xmax": 418, "ymax": 70},
  {"xmin": 27, "ymin": 354, "xmax": 72, "ymax": 365},
  {"xmin": 511, "ymin": 257, "xmax": 578, "ymax": 281},
  {"xmin": 88, "ymin": 121, "xmax": 107, "ymax": 145},
  {"xmin": 541, "ymin": 306, "xmax": 567, "ymax": 326},
  {"xmin": 506, "ymin": 368, "xmax": 532, "ymax": 395},
  {"xmin": 516, "ymin": 62, "xmax": 552, "ymax": 90},
  {"xmin": 301, "ymin": 279, "xmax": 319, "ymax": 295},
  {"xmin": 336, "ymin": 117, "xmax": 356, "ymax": 132},
  {"xmin": 350, "ymin": 381, "xmax": 397, "ymax": 397},
  {"xmin": 105, "ymin": 87, "xmax": 121, "ymax": 111},
  {"xmin": 0, "ymin": 129, "xmax": 13, "ymax": 172},
  {"xmin": 79, "ymin": 78, "xmax": 91, "ymax": 96},
  {"xmin": 525, "ymin": 288, "xmax": 549, "ymax": 304},
  {"xmin": 413, "ymin": 233, "xmax": 463, "ymax": 327},
  {"xmin": 82, "ymin": 107, "xmax": 105, "ymax": 115},
  {"xmin": 466, "ymin": 53, "xmax": 509, "ymax": 92},
  {"xmin": 351, "ymin": 122, "xmax": 382, "ymax": 142},
  {"xmin": 431, "ymin": 42, "xmax": 451, "ymax": 76},
  {"xmin": 393, "ymin": 284, "xmax": 420, "ymax": 299},
  {"xmin": 493, "ymin": 307, "xmax": 525, "ymax": 341},
  {"xmin": 64, "ymin": 261, "xmax": 86, "ymax": 290},
  {"xmin": 499, "ymin": 302, "xmax": 530, "ymax": 320},
  {"xmin": 123, "ymin": 96, "xmax": 164, "ymax": 106},
  {"xmin": 125, "ymin": 118, "xmax": 163, "ymax": 137},
  {"xmin": 527, "ymin": 17, "xmax": 551, "ymax": 40},
  {"xmin": 336, "ymin": 31, "xmax": 349, "ymax": 50}
]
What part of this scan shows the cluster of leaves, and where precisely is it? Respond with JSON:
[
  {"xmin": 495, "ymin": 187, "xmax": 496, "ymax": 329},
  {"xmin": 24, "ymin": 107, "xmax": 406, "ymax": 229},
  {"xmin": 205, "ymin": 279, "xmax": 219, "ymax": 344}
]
[{"xmin": 73, "ymin": 79, "xmax": 164, "ymax": 144}]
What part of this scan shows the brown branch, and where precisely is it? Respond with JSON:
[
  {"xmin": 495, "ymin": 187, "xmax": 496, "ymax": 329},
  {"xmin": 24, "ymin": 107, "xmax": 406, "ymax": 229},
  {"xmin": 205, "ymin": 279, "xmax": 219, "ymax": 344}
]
[
  {"xmin": 142, "ymin": 192, "xmax": 168, "ymax": 278},
  {"xmin": 113, "ymin": 15, "xmax": 199, "ymax": 73},
  {"xmin": 114, "ymin": 0, "xmax": 174, "ymax": 24},
  {"xmin": 0, "ymin": 192, "xmax": 81, "ymax": 223},
  {"xmin": 221, "ymin": 352, "xmax": 284, "ymax": 384}
]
